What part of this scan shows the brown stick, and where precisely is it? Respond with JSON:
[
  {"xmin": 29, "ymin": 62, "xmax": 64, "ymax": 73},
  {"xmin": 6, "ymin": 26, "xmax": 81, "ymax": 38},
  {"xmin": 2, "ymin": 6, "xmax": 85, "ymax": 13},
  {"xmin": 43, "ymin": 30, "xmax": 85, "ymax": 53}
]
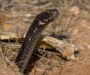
[{"xmin": 42, "ymin": 36, "xmax": 78, "ymax": 60}]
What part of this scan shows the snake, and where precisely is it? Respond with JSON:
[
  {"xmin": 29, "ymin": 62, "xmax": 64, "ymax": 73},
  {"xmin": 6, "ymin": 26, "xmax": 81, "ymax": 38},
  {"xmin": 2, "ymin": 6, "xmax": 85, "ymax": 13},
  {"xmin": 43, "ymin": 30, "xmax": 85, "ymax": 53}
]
[{"xmin": 15, "ymin": 9, "xmax": 59, "ymax": 73}]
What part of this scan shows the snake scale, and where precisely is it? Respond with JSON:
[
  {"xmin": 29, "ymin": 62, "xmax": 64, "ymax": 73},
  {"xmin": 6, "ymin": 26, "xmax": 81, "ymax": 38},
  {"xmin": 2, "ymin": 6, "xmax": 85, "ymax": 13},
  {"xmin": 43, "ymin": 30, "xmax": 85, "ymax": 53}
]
[{"xmin": 15, "ymin": 9, "xmax": 59, "ymax": 73}]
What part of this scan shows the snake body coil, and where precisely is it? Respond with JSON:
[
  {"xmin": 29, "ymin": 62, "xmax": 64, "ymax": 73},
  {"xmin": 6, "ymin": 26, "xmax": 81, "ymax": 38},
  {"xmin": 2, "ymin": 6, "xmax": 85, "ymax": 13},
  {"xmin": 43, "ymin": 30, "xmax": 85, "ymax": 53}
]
[{"xmin": 15, "ymin": 9, "xmax": 59, "ymax": 73}]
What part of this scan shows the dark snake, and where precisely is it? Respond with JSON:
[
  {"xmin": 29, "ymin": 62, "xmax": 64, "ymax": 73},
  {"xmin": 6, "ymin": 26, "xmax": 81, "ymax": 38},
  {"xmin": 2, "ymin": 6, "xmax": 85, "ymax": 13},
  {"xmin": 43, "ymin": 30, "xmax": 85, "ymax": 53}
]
[{"xmin": 15, "ymin": 9, "xmax": 59, "ymax": 73}]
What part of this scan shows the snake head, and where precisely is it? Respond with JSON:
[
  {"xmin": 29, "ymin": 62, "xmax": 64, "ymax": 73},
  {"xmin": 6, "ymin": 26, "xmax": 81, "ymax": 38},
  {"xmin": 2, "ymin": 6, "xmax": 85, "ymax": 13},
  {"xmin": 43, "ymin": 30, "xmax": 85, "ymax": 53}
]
[{"xmin": 35, "ymin": 9, "xmax": 59, "ymax": 25}]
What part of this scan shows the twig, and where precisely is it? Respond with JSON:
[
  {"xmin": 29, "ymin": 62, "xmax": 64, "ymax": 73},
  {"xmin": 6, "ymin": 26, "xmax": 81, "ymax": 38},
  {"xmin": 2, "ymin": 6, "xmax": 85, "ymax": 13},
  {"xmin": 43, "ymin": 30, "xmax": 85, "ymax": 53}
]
[{"xmin": 42, "ymin": 36, "xmax": 78, "ymax": 60}]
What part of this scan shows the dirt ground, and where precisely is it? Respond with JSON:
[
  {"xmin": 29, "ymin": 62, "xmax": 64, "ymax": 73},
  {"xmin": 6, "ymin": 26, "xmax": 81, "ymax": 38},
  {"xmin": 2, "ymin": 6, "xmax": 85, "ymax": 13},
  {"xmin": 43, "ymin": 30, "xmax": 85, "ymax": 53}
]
[{"xmin": 0, "ymin": 0, "xmax": 90, "ymax": 75}]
